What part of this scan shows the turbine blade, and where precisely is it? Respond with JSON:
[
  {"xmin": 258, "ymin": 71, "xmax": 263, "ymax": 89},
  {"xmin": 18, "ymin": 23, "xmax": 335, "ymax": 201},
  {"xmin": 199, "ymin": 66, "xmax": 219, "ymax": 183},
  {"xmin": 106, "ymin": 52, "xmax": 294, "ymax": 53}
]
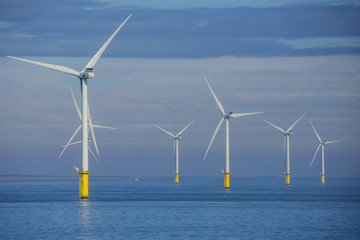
[
  {"xmin": 92, "ymin": 124, "xmax": 118, "ymax": 130},
  {"xmin": 64, "ymin": 140, "xmax": 82, "ymax": 147},
  {"xmin": 204, "ymin": 75, "xmax": 225, "ymax": 116},
  {"xmin": 310, "ymin": 121, "xmax": 322, "ymax": 143},
  {"xmin": 89, "ymin": 146, "xmax": 99, "ymax": 163},
  {"xmin": 325, "ymin": 140, "xmax": 341, "ymax": 144},
  {"xmin": 310, "ymin": 144, "xmax": 321, "ymax": 167},
  {"xmin": 231, "ymin": 112, "xmax": 264, "ymax": 118},
  {"xmin": 7, "ymin": 56, "xmax": 80, "ymax": 77},
  {"xmin": 88, "ymin": 107, "xmax": 99, "ymax": 155},
  {"xmin": 154, "ymin": 125, "xmax": 176, "ymax": 138},
  {"xmin": 263, "ymin": 119, "xmax": 286, "ymax": 134},
  {"xmin": 58, "ymin": 125, "xmax": 82, "ymax": 159},
  {"xmin": 177, "ymin": 120, "xmax": 196, "ymax": 137},
  {"xmin": 70, "ymin": 87, "xmax": 82, "ymax": 121},
  {"xmin": 204, "ymin": 118, "xmax": 224, "ymax": 160},
  {"xmin": 84, "ymin": 13, "xmax": 132, "ymax": 70},
  {"xmin": 287, "ymin": 113, "xmax": 306, "ymax": 132}
]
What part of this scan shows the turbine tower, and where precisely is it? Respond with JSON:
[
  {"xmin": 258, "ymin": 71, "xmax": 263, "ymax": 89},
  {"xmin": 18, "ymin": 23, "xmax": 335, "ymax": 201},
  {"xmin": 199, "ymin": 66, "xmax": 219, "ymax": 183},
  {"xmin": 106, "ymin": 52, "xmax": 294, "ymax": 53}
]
[
  {"xmin": 263, "ymin": 113, "xmax": 306, "ymax": 185},
  {"xmin": 7, "ymin": 13, "xmax": 132, "ymax": 199},
  {"xmin": 309, "ymin": 121, "xmax": 340, "ymax": 184},
  {"xmin": 203, "ymin": 75, "xmax": 263, "ymax": 189},
  {"xmin": 154, "ymin": 120, "xmax": 195, "ymax": 184}
]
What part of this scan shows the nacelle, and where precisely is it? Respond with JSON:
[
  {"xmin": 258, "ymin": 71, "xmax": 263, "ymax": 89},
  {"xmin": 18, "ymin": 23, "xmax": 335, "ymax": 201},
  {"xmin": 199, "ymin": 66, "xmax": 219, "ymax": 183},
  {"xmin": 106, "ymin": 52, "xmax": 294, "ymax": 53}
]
[{"xmin": 80, "ymin": 68, "xmax": 94, "ymax": 79}]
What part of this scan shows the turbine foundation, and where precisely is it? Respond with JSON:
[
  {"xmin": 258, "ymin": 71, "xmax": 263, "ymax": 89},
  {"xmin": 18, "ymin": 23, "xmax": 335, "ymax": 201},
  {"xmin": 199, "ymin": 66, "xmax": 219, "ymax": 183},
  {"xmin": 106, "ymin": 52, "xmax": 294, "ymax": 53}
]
[
  {"xmin": 175, "ymin": 173, "xmax": 179, "ymax": 184},
  {"xmin": 321, "ymin": 174, "xmax": 325, "ymax": 184},
  {"xmin": 286, "ymin": 173, "xmax": 290, "ymax": 185},
  {"xmin": 224, "ymin": 172, "xmax": 230, "ymax": 189},
  {"xmin": 74, "ymin": 171, "xmax": 90, "ymax": 200}
]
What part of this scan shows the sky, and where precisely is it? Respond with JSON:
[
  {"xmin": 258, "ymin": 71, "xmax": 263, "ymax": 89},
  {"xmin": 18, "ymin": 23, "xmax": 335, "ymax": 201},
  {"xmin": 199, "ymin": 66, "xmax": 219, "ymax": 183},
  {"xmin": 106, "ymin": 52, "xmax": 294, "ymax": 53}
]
[{"xmin": 0, "ymin": 0, "xmax": 359, "ymax": 178}]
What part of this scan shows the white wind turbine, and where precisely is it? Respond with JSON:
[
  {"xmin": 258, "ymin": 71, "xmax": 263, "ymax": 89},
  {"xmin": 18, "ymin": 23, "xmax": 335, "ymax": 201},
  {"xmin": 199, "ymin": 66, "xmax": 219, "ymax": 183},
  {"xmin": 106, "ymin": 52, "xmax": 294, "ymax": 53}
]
[
  {"xmin": 58, "ymin": 87, "xmax": 117, "ymax": 162},
  {"xmin": 309, "ymin": 121, "xmax": 340, "ymax": 184},
  {"xmin": 7, "ymin": 13, "xmax": 132, "ymax": 199},
  {"xmin": 263, "ymin": 113, "xmax": 306, "ymax": 185},
  {"xmin": 203, "ymin": 75, "xmax": 263, "ymax": 189},
  {"xmin": 154, "ymin": 120, "xmax": 195, "ymax": 184}
]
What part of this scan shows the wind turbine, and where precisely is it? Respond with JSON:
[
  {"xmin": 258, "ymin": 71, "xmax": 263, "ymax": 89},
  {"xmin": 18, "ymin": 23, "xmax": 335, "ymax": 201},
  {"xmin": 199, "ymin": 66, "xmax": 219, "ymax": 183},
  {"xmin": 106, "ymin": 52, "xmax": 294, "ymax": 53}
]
[
  {"xmin": 263, "ymin": 113, "xmax": 306, "ymax": 185},
  {"xmin": 7, "ymin": 13, "xmax": 132, "ymax": 199},
  {"xmin": 203, "ymin": 75, "xmax": 263, "ymax": 189},
  {"xmin": 58, "ymin": 87, "xmax": 117, "ymax": 162},
  {"xmin": 309, "ymin": 121, "xmax": 340, "ymax": 184},
  {"xmin": 154, "ymin": 120, "xmax": 195, "ymax": 184}
]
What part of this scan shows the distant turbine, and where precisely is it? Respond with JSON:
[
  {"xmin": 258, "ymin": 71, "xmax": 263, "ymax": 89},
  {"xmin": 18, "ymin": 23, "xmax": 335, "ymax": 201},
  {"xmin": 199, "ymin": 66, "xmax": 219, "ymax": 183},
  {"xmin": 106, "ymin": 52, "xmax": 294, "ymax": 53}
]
[
  {"xmin": 309, "ymin": 121, "xmax": 340, "ymax": 184},
  {"xmin": 7, "ymin": 13, "xmax": 132, "ymax": 199},
  {"xmin": 58, "ymin": 88, "xmax": 117, "ymax": 162},
  {"xmin": 264, "ymin": 113, "xmax": 306, "ymax": 185},
  {"xmin": 203, "ymin": 75, "xmax": 263, "ymax": 189},
  {"xmin": 154, "ymin": 120, "xmax": 195, "ymax": 184}
]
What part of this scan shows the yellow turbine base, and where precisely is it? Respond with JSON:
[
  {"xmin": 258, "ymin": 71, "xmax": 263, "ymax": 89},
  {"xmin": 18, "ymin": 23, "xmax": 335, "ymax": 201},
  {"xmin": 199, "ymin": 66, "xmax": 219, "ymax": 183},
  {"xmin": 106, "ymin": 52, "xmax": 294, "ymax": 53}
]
[
  {"xmin": 73, "ymin": 171, "xmax": 90, "ymax": 200},
  {"xmin": 175, "ymin": 173, "xmax": 179, "ymax": 184},
  {"xmin": 321, "ymin": 174, "xmax": 325, "ymax": 184},
  {"xmin": 286, "ymin": 173, "xmax": 290, "ymax": 185},
  {"xmin": 224, "ymin": 172, "xmax": 230, "ymax": 189}
]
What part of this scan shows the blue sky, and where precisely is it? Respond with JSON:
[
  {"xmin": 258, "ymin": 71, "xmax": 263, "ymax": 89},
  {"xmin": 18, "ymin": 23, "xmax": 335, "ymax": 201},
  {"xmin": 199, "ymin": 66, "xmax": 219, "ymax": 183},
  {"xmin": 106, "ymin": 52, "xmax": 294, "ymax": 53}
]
[{"xmin": 0, "ymin": 0, "xmax": 359, "ymax": 178}]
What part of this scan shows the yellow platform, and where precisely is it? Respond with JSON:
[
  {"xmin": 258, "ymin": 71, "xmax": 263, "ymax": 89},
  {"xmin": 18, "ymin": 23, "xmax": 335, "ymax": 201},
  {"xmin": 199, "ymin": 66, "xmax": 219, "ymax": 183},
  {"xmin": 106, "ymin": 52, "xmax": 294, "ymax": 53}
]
[
  {"xmin": 73, "ymin": 171, "xmax": 90, "ymax": 200},
  {"xmin": 175, "ymin": 173, "xmax": 179, "ymax": 184},
  {"xmin": 224, "ymin": 172, "xmax": 230, "ymax": 189},
  {"xmin": 286, "ymin": 173, "xmax": 290, "ymax": 185}
]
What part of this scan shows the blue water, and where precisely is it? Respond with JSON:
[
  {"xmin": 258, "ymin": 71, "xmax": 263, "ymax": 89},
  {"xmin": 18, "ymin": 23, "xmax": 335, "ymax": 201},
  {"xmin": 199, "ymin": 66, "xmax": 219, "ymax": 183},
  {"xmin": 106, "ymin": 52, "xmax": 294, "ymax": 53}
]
[{"xmin": 0, "ymin": 179, "xmax": 359, "ymax": 240}]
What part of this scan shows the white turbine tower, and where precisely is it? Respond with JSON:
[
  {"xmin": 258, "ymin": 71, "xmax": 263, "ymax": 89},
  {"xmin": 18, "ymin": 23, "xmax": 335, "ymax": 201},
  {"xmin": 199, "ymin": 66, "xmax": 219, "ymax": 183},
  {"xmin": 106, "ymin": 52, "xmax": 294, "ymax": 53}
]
[
  {"xmin": 154, "ymin": 120, "xmax": 195, "ymax": 184},
  {"xmin": 203, "ymin": 75, "xmax": 263, "ymax": 189},
  {"xmin": 263, "ymin": 113, "xmax": 306, "ymax": 185},
  {"xmin": 7, "ymin": 13, "xmax": 132, "ymax": 199},
  {"xmin": 309, "ymin": 121, "xmax": 340, "ymax": 184},
  {"xmin": 58, "ymin": 88, "xmax": 117, "ymax": 162}
]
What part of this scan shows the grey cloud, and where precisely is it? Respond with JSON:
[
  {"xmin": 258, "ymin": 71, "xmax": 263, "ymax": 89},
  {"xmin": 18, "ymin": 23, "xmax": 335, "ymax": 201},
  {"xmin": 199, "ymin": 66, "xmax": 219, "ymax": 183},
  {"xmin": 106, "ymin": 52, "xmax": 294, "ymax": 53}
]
[{"xmin": 1, "ymin": 3, "xmax": 360, "ymax": 57}]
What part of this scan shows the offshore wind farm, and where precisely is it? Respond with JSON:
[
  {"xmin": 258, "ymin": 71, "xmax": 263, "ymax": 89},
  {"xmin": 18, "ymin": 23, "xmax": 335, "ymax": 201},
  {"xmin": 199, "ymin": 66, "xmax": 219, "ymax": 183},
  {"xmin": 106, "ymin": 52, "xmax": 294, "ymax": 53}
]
[{"xmin": 1, "ymin": 1, "xmax": 360, "ymax": 239}]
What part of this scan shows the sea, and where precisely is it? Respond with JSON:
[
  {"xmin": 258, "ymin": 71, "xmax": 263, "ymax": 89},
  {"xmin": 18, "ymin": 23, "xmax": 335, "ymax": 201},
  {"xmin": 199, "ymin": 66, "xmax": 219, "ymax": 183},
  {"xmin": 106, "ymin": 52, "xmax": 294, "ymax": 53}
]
[{"xmin": 0, "ymin": 178, "xmax": 359, "ymax": 240}]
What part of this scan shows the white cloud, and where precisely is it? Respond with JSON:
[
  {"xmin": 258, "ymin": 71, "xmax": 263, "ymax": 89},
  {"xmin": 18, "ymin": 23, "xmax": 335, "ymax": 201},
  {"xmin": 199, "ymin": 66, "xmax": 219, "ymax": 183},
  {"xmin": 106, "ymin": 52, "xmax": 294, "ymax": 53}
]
[
  {"xmin": 278, "ymin": 37, "xmax": 360, "ymax": 49},
  {"xmin": 0, "ymin": 21, "xmax": 14, "ymax": 29}
]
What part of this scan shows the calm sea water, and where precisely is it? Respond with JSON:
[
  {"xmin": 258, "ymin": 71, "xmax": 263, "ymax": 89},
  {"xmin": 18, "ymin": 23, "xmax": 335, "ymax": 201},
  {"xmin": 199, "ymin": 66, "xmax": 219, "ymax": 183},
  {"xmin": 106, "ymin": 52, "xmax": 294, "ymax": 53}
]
[{"xmin": 0, "ymin": 178, "xmax": 359, "ymax": 240}]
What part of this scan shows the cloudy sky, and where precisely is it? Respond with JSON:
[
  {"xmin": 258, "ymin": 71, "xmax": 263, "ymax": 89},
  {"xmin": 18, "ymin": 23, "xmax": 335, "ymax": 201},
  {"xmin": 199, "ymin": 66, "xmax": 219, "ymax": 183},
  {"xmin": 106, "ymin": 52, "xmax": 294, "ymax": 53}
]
[{"xmin": 1, "ymin": 0, "xmax": 359, "ymax": 178}]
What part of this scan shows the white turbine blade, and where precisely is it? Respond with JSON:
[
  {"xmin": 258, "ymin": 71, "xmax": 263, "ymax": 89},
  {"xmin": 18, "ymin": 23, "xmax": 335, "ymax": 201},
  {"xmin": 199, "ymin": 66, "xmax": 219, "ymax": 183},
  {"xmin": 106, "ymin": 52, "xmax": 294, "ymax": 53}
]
[
  {"xmin": 263, "ymin": 119, "xmax": 286, "ymax": 134},
  {"xmin": 87, "ymin": 107, "xmax": 99, "ymax": 155},
  {"xmin": 325, "ymin": 140, "xmax": 341, "ymax": 144},
  {"xmin": 287, "ymin": 113, "xmax": 306, "ymax": 132},
  {"xmin": 64, "ymin": 140, "xmax": 82, "ymax": 147},
  {"xmin": 177, "ymin": 120, "xmax": 196, "ymax": 137},
  {"xmin": 154, "ymin": 125, "xmax": 176, "ymax": 138},
  {"xmin": 7, "ymin": 56, "xmax": 80, "ymax": 77},
  {"xmin": 310, "ymin": 144, "xmax": 321, "ymax": 167},
  {"xmin": 310, "ymin": 121, "xmax": 322, "ymax": 143},
  {"xmin": 70, "ymin": 87, "xmax": 82, "ymax": 121},
  {"xmin": 231, "ymin": 112, "xmax": 264, "ymax": 118},
  {"xmin": 204, "ymin": 75, "xmax": 225, "ymax": 116},
  {"xmin": 204, "ymin": 118, "xmax": 224, "ymax": 160},
  {"xmin": 58, "ymin": 125, "xmax": 82, "ymax": 159},
  {"xmin": 89, "ymin": 146, "xmax": 99, "ymax": 163},
  {"xmin": 84, "ymin": 13, "xmax": 132, "ymax": 70},
  {"xmin": 92, "ymin": 124, "xmax": 118, "ymax": 130}
]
